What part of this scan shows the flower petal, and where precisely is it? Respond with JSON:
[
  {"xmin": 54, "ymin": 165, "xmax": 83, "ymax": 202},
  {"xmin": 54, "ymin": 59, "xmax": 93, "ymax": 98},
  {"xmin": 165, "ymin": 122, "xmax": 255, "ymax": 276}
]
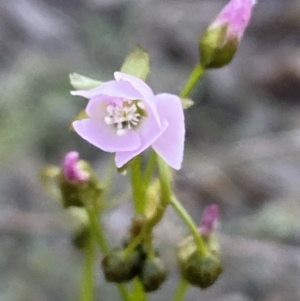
[
  {"xmin": 114, "ymin": 72, "xmax": 154, "ymax": 101},
  {"xmin": 85, "ymin": 96, "xmax": 120, "ymax": 120},
  {"xmin": 114, "ymin": 72, "xmax": 161, "ymax": 126},
  {"xmin": 71, "ymin": 80, "xmax": 142, "ymax": 100},
  {"xmin": 212, "ymin": 0, "xmax": 255, "ymax": 40},
  {"xmin": 115, "ymin": 116, "xmax": 168, "ymax": 168},
  {"xmin": 73, "ymin": 119, "xmax": 141, "ymax": 152},
  {"xmin": 152, "ymin": 93, "xmax": 185, "ymax": 170}
]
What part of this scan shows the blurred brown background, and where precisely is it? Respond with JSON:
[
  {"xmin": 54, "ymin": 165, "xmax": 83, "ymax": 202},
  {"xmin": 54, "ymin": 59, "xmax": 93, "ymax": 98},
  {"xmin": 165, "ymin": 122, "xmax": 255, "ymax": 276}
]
[{"xmin": 1, "ymin": 0, "xmax": 300, "ymax": 300}]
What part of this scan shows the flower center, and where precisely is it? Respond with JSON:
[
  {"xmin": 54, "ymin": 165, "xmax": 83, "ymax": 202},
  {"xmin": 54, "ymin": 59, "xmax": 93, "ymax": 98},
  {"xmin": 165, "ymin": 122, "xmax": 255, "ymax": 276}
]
[{"xmin": 104, "ymin": 100, "xmax": 147, "ymax": 135}]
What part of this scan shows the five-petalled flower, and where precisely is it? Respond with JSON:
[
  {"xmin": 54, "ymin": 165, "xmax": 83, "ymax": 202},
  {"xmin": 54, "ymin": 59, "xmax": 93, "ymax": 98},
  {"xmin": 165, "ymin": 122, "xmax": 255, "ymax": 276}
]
[{"xmin": 71, "ymin": 72, "xmax": 185, "ymax": 170}]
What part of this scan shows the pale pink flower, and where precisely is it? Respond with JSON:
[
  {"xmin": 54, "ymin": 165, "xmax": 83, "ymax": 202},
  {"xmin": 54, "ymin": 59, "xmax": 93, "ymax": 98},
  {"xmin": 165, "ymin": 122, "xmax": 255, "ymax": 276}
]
[
  {"xmin": 63, "ymin": 151, "xmax": 89, "ymax": 182},
  {"xmin": 71, "ymin": 72, "xmax": 185, "ymax": 170},
  {"xmin": 199, "ymin": 204, "xmax": 219, "ymax": 236},
  {"xmin": 210, "ymin": 0, "xmax": 256, "ymax": 41}
]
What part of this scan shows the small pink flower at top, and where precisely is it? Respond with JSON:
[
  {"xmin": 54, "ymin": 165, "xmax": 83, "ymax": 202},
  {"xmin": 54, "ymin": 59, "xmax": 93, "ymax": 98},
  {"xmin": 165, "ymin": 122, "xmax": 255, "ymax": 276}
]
[
  {"xmin": 71, "ymin": 72, "xmax": 185, "ymax": 170},
  {"xmin": 210, "ymin": 0, "xmax": 256, "ymax": 41},
  {"xmin": 199, "ymin": 204, "xmax": 220, "ymax": 236},
  {"xmin": 63, "ymin": 151, "xmax": 89, "ymax": 182}
]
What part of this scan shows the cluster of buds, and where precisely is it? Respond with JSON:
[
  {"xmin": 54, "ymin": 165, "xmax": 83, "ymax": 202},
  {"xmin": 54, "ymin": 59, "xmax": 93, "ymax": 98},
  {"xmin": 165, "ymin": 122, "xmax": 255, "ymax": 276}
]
[
  {"xmin": 177, "ymin": 205, "xmax": 222, "ymax": 289},
  {"xmin": 101, "ymin": 216, "xmax": 167, "ymax": 292}
]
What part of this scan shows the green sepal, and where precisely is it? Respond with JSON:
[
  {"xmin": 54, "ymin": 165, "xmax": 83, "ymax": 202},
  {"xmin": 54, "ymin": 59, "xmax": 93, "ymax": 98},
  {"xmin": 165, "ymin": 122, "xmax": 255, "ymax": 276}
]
[
  {"xmin": 59, "ymin": 161, "xmax": 103, "ymax": 209},
  {"xmin": 140, "ymin": 257, "xmax": 167, "ymax": 292},
  {"xmin": 120, "ymin": 45, "xmax": 150, "ymax": 81},
  {"xmin": 182, "ymin": 252, "xmax": 222, "ymax": 289},
  {"xmin": 177, "ymin": 236, "xmax": 222, "ymax": 289},
  {"xmin": 180, "ymin": 97, "xmax": 194, "ymax": 109},
  {"xmin": 71, "ymin": 226, "xmax": 91, "ymax": 250},
  {"xmin": 199, "ymin": 25, "xmax": 238, "ymax": 69},
  {"xmin": 69, "ymin": 73, "xmax": 102, "ymax": 90},
  {"xmin": 101, "ymin": 248, "xmax": 143, "ymax": 283}
]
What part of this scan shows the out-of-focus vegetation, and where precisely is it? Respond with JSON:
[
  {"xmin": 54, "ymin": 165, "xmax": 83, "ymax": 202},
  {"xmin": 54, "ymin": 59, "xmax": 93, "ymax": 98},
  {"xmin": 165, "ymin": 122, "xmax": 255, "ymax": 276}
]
[{"xmin": 1, "ymin": 0, "xmax": 300, "ymax": 300}]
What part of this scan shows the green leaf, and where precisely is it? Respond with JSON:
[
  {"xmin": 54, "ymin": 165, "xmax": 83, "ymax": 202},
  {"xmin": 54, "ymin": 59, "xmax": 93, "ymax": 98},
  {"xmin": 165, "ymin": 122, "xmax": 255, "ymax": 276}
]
[
  {"xmin": 181, "ymin": 97, "xmax": 194, "ymax": 109},
  {"xmin": 120, "ymin": 45, "xmax": 150, "ymax": 81},
  {"xmin": 69, "ymin": 73, "xmax": 102, "ymax": 90}
]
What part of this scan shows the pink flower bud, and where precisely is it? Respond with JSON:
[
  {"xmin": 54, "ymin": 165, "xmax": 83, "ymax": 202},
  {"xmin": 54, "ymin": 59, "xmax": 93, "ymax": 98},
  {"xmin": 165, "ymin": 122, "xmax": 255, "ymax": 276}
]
[
  {"xmin": 211, "ymin": 0, "xmax": 256, "ymax": 41},
  {"xmin": 200, "ymin": 0, "xmax": 256, "ymax": 69},
  {"xmin": 199, "ymin": 204, "xmax": 219, "ymax": 236},
  {"xmin": 63, "ymin": 151, "xmax": 89, "ymax": 182}
]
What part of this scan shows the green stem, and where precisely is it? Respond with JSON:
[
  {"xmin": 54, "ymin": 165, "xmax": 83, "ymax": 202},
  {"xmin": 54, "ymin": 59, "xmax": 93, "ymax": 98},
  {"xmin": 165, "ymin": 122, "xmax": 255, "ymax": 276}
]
[
  {"xmin": 170, "ymin": 195, "xmax": 207, "ymax": 256},
  {"xmin": 117, "ymin": 284, "xmax": 132, "ymax": 301},
  {"xmin": 130, "ymin": 156, "xmax": 145, "ymax": 214},
  {"xmin": 173, "ymin": 279, "xmax": 189, "ymax": 301},
  {"xmin": 86, "ymin": 207, "xmax": 109, "ymax": 254},
  {"xmin": 125, "ymin": 224, "xmax": 148, "ymax": 255},
  {"xmin": 180, "ymin": 63, "xmax": 205, "ymax": 98},
  {"xmin": 131, "ymin": 278, "xmax": 148, "ymax": 301},
  {"xmin": 126, "ymin": 156, "xmax": 171, "ymax": 254},
  {"xmin": 156, "ymin": 156, "xmax": 172, "ymax": 206},
  {"xmin": 86, "ymin": 207, "xmax": 132, "ymax": 301},
  {"xmin": 101, "ymin": 157, "xmax": 116, "ymax": 202},
  {"xmin": 80, "ymin": 239, "xmax": 96, "ymax": 301},
  {"xmin": 143, "ymin": 151, "xmax": 157, "ymax": 188}
]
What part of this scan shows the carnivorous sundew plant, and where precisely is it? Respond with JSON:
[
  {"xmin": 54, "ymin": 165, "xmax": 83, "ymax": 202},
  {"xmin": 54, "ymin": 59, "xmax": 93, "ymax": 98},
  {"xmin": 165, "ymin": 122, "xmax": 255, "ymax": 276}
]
[{"xmin": 41, "ymin": 0, "xmax": 256, "ymax": 300}]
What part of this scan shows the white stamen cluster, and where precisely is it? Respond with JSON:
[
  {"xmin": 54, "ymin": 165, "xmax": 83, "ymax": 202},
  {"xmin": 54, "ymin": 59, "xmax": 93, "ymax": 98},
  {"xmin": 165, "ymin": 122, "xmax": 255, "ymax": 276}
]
[{"xmin": 104, "ymin": 100, "xmax": 146, "ymax": 135}]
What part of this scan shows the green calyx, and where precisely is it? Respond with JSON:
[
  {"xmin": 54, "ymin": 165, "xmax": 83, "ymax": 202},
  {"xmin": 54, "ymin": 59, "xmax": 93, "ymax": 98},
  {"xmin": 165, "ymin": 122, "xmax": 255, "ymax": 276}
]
[
  {"xmin": 178, "ymin": 248, "xmax": 222, "ymax": 289},
  {"xmin": 199, "ymin": 25, "xmax": 238, "ymax": 69},
  {"xmin": 59, "ymin": 162, "xmax": 103, "ymax": 209},
  {"xmin": 72, "ymin": 226, "xmax": 91, "ymax": 250},
  {"xmin": 139, "ymin": 257, "xmax": 167, "ymax": 292},
  {"xmin": 101, "ymin": 249, "xmax": 143, "ymax": 283},
  {"xmin": 177, "ymin": 235, "xmax": 222, "ymax": 289},
  {"xmin": 59, "ymin": 178, "xmax": 86, "ymax": 208}
]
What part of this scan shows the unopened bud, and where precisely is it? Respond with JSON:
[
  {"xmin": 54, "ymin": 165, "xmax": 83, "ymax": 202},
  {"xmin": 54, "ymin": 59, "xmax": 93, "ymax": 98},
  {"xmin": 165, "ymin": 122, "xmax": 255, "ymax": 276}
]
[
  {"xmin": 67, "ymin": 207, "xmax": 90, "ymax": 250},
  {"xmin": 200, "ymin": 204, "xmax": 219, "ymax": 236},
  {"xmin": 181, "ymin": 252, "xmax": 222, "ymax": 289},
  {"xmin": 177, "ymin": 236, "xmax": 222, "ymax": 289},
  {"xmin": 200, "ymin": 0, "xmax": 255, "ymax": 69},
  {"xmin": 63, "ymin": 151, "xmax": 89, "ymax": 183},
  {"xmin": 72, "ymin": 226, "xmax": 91, "ymax": 250},
  {"xmin": 140, "ymin": 257, "xmax": 167, "ymax": 292},
  {"xmin": 59, "ymin": 151, "xmax": 103, "ymax": 208},
  {"xmin": 101, "ymin": 249, "xmax": 142, "ymax": 283}
]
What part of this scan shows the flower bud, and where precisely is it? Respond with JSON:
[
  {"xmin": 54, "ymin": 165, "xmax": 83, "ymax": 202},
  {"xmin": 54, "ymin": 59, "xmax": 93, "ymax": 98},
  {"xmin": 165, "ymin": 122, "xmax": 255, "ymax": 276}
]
[
  {"xmin": 199, "ymin": 0, "xmax": 255, "ymax": 69},
  {"xmin": 59, "ymin": 152, "xmax": 89, "ymax": 208},
  {"xmin": 101, "ymin": 249, "xmax": 142, "ymax": 283},
  {"xmin": 63, "ymin": 151, "xmax": 90, "ymax": 182},
  {"xmin": 140, "ymin": 257, "xmax": 167, "ymax": 292},
  {"xmin": 66, "ymin": 207, "xmax": 91, "ymax": 250},
  {"xmin": 59, "ymin": 151, "xmax": 103, "ymax": 208},
  {"xmin": 200, "ymin": 204, "xmax": 219, "ymax": 236},
  {"xmin": 71, "ymin": 226, "xmax": 91, "ymax": 250},
  {"xmin": 180, "ymin": 252, "xmax": 222, "ymax": 289},
  {"xmin": 199, "ymin": 204, "xmax": 221, "ymax": 256},
  {"xmin": 177, "ymin": 236, "xmax": 222, "ymax": 289}
]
